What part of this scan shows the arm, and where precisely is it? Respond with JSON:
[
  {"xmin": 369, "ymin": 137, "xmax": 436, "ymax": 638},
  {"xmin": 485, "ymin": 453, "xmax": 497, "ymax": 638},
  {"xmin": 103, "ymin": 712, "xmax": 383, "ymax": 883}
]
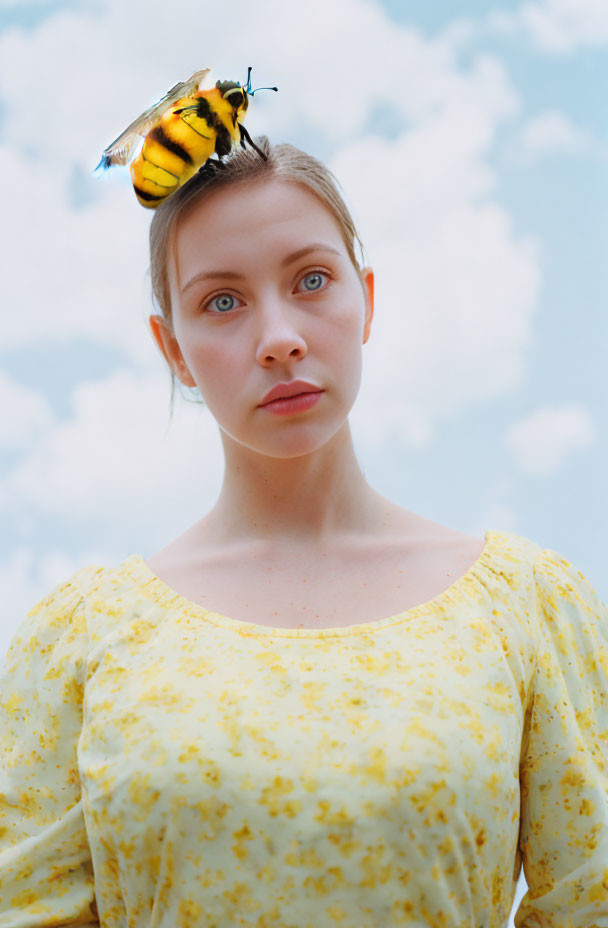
[
  {"xmin": 515, "ymin": 547, "xmax": 608, "ymax": 927},
  {"xmin": 0, "ymin": 574, "xmax": 99, "ymax": 926}
]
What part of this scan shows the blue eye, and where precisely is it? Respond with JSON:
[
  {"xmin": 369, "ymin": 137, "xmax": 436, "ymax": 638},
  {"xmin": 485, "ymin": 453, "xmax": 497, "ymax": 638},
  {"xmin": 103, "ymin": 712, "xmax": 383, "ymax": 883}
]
[
  {"xmin": 298, "ymin": 271, "xmax": 328, "ymax": 292},
  {"xmin": 207, "ymin": 294, "xmax": 238, "ymax": 313}
]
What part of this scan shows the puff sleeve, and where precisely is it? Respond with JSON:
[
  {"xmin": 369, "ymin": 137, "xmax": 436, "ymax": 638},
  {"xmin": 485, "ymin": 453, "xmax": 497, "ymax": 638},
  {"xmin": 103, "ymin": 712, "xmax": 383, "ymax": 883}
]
[
  {"xmin": 0, "ymin": 575, "xmax": 99, "ymax": 926},
  {"xmin": 515, "ymin": 547, "xmax": 608, "ymax": 927}
]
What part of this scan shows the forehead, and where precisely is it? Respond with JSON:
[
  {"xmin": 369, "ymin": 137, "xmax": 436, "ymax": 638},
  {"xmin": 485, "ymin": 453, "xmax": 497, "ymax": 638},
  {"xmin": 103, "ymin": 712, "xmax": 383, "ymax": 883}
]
[{"xmin": 171, "ymin": 179, "xmax": 347, "ymax": 286}]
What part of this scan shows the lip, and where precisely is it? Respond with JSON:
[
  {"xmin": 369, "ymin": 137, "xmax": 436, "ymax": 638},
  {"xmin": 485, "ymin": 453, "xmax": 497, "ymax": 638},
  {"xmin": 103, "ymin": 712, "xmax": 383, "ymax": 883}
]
[
  {"xmin": 261, "ymin": 391, "xmax": 323, "ymax": 416},
  {"xmin": 259, "ymin": 379, "xmax": 323, "ymax": 406}
]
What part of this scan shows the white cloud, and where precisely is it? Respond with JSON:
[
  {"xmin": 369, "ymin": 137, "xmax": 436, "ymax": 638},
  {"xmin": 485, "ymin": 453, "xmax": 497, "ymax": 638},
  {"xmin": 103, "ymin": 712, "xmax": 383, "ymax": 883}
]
[
  {"xmin": 0, "ymin": 144, "xmax": 153, "ymax": 361},
  {"xmin": 333, "ymin": 101, "xmax": 541, "ymax": 446},
  {"xmin": 349, "ymin": 196, "xmax": 541, "ymax": 446},
  {"xmin": 486, "ymin": 0, "xmax": 608, "ymax": 52},
  {"xmin": 516, "ymin": 110, "xmax": 591, "ymax": 160},
  {"xmin": 0, "ymin": 369, "xmax": 54, "ymax": 448},
  {"xmin": 1, "ymin": 368, "xmax": 223, "ymax": 528},
  {"xmin": 521, "ymin": 0, "xmax": 608, "ymax": 51},
  {"xmin": 505, "ymin": 404, "xmax": 596, "ymax": 475}
]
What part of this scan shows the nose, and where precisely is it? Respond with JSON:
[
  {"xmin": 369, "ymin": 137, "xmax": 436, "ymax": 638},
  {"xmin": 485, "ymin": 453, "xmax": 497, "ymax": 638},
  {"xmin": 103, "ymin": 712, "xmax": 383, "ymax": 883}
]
[{"xmin": 254, "ymin": 297, "xmax": 308, "ymax": 365}]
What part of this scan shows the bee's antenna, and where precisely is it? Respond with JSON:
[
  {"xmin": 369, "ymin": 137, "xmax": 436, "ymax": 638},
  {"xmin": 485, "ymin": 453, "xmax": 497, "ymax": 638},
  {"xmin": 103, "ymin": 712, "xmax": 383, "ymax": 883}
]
[
  {"xmin": 250, "ymin": 85, "xmax": 279, "ymax": 95},
  {"xmin": 244, "ymin": 66, "xmax": 253, "ymax": 95},
  {"xmin": 243, "ymin": 65, "xmax": 278, "ymax": 97}
]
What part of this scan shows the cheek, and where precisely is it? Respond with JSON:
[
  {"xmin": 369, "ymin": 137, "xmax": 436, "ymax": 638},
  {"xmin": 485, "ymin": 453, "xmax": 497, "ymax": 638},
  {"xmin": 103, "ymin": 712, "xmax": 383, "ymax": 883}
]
[
  {"xmin": 197, "ymin": 341, "xmax": 236, "ymax": 385},
  {"xmin": 177, "ymin": 328, "xmax": 226, "ymax": 384},
  {"xmin": 321, "ymin": 300, "xmax": 365, "ymax": 353}
]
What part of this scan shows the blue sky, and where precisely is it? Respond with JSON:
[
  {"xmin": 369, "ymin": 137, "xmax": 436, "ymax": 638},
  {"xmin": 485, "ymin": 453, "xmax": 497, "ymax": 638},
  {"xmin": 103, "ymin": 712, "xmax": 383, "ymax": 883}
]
[{"xmin": 0, "ymin": 1, "xmax": 606, "ymax": 921}]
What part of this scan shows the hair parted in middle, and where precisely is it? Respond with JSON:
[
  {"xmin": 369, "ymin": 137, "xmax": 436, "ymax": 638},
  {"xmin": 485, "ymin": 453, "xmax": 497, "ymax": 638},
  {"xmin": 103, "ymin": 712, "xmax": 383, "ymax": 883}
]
[{"xmin": 148, "ymin": 135, "xmax": 367, "ymax": 419}]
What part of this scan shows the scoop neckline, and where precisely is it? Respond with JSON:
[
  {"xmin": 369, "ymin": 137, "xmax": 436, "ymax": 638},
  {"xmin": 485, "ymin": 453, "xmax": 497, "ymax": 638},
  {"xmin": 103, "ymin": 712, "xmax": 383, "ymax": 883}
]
[{"xmin": 120, "ymin": 528, "xmax": 503, "ymax": 638}]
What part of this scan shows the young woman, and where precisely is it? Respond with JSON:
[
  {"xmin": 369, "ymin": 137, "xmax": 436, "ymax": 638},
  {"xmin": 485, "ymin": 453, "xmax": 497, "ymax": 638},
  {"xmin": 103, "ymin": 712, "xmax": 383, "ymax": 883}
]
[
  {"xmin": 144, "ymin": 136, "xmax": 487, "ymax": 631},
  {"xmin": 1, "ymin": 137, "xmax": 606, "ymax": 928}
]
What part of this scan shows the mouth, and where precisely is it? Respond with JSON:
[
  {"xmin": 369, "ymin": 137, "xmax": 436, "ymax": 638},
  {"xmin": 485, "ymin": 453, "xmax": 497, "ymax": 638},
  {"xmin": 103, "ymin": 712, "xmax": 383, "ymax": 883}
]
[
  {"xmin": 259, "ymin": 390, "xmax": 324, "ymax": 415},
  {"xmin": 259, "ymin": 380, "xmax": 323, "ymax": 406}
]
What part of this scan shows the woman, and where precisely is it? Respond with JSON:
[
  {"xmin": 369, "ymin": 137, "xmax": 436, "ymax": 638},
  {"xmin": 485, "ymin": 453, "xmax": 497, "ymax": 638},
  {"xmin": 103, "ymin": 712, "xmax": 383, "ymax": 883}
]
[
  {"xmin": 144, "ymin": 136, "xmax": 486, "ymax": 630},
  {"xmin": 1, "ymin": 137, "xmax": 607, "ymax": 927}
]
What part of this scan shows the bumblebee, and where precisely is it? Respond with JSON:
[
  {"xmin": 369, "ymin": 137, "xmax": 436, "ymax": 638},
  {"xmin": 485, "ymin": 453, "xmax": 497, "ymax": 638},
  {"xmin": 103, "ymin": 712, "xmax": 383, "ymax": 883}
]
[{"xmin": 95, "ymin": 67, "xmax": 277, "ymax": 208}]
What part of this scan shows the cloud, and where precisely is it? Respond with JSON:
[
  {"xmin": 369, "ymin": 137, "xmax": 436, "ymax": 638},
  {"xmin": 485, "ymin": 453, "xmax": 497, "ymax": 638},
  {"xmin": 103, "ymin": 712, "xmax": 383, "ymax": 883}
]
[
  {"xmin": 0, "ymin": 144, "xmax": 153, "ymax": 360},
  {"xmin": 505, "ymin": 404, "xmax": 596, "ymax": 475},
  {"xmin": 1, "ymin": 368, "xmax": 223, "ymax": 529},
  {"xmin": 0, "ymin": 369, "xmax": 54, "ymax": 448},
  {"xmin": 332, "ymin": 85, "xmax": 540, "ymax": 447},
  {"xmin": 486, "ymin": 0, "xmax": 608, "ymax": 52},
  {"xmin": 515, "ymin": 110, "xmax": 591, "ymax": 161}
]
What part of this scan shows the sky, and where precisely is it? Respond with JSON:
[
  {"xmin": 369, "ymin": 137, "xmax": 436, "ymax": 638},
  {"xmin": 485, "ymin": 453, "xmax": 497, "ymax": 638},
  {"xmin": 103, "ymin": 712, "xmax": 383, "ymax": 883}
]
[{"xmin": 0, "ymin": 0, "xmax": 606, "ymax": 921}]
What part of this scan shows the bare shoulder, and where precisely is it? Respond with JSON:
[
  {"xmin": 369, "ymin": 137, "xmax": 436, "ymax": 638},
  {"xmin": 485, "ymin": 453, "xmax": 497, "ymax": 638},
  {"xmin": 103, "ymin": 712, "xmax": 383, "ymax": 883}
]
[
  {"xmin": 144, "ymin": 519, "xmax": 253, "ymax": 573},
  {"xmin": 404, "ymin": 515, "xmax": 486, "ymax": 574},
  {"xmin": 428, "ymin": 518, "xmax": 486, "ymax": 553},
  {"xmin": 380, "ymin": 507, "xmax": 485, "ymax": 551},
  {"xmin": 144, "ymin": 521, "xmax": 209, "ymax": 573}
]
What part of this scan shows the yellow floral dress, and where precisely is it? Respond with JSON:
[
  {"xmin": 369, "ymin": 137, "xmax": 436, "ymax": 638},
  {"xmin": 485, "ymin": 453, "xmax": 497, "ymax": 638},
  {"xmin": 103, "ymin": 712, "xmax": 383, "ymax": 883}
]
[{"xmin": 1, "ymin": 528, "xmax": 607, "ymax": 927}]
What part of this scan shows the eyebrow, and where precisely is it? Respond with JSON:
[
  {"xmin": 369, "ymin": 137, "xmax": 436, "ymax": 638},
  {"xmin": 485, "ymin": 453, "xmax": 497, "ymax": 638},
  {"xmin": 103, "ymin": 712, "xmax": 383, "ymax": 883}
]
[{"xmin": 180, "ymin": 243, "xmax": 342, "ymax": 294}]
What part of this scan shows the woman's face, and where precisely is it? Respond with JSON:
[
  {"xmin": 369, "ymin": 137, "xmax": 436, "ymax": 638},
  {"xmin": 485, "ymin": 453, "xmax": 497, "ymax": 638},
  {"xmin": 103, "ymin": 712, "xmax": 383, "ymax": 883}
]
[{"xmin": 150, "ymin": 178, "xmax": 374, "ymax": 459}]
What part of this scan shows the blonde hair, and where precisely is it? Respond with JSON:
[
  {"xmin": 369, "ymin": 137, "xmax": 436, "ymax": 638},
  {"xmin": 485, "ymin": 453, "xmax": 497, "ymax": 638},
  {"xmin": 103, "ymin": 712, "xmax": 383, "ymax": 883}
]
[{"xmin": 148, "ymin": 135, "xmax": 366, "ymax": 418}]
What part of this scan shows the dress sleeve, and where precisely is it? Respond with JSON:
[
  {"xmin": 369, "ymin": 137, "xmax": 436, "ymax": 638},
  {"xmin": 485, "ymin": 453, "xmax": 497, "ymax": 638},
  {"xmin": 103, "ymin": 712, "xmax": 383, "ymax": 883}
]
[
  {"xmin": 0, "ymin": 575, "xmax": 99, "ymax": 926},
  {"xmin": 514, "ymin": 546, "xmax": 608, "ymax": 927}
]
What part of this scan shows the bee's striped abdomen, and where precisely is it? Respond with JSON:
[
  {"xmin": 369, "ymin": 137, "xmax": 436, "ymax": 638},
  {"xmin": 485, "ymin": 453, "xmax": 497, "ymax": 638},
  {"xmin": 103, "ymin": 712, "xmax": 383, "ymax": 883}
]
[
  {"xmin": 147, "ymin": 125, "xmax": 194, "ymax": 165},
  {"xmin": 131, "ymin": 186, "xmax": 165, "ymax": 204},
  {"xmin": 128, "ymin": 87, "xmax": 242, "ymax": 208}
]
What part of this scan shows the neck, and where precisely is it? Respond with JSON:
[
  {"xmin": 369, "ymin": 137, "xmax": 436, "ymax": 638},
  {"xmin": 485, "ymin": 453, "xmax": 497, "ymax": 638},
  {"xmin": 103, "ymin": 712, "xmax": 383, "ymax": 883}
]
[{"xmin": 202, "ymin": 422, "xmax": 391, "ymax": 551}]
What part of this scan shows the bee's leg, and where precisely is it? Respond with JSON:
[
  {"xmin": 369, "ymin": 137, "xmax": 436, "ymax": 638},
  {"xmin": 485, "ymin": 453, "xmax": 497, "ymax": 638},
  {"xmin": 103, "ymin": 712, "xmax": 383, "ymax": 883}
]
[
  {"xmin": 239, "ymin": 124, "xmax": 267, "ymax": 161},
  {"xmin": 197, "ymin": 157, "xmax": 228, "ymax": 178}
]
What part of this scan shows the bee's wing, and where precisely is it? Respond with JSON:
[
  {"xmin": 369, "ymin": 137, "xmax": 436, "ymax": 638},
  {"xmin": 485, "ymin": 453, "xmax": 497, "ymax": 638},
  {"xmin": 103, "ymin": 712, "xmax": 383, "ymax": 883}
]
[{"xmin": 95, "ymin": 67, "xmax": 212, "ymax": 169}]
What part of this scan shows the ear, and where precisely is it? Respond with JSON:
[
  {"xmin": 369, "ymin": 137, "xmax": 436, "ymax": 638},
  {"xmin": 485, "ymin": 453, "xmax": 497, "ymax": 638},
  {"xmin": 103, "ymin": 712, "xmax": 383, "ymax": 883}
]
[
  {"xmin": 360, "ymin": 267, "xmax": 374, "ymax": 344},
  {"xmin": 148, "ymin": 314, "xmax": 197, "ymax": 388}
]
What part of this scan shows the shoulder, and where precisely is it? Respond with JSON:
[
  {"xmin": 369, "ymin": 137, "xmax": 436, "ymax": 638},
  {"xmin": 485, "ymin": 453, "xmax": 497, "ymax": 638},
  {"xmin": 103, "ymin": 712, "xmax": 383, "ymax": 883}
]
[
  {"xmin": 12, "ymin": 557, "xmax": 146, "ymax": 660},
  {"xmin": 13, "ymin": 564, "xmax": 101, "ymax": 644},
  {"xmin": 481, "ymin": 527, "xmax": 603, "ymax": 598},
  {"xmin": 3, "ymin": 565, "xmax": 103, "ymax": 679},
  {"xmin": 531, "ymin": 542, "xmax": 607, "ymax": 635},
  {"xmin": 492, "ymin": 531, "xmax": 608, "ymax": 649}
]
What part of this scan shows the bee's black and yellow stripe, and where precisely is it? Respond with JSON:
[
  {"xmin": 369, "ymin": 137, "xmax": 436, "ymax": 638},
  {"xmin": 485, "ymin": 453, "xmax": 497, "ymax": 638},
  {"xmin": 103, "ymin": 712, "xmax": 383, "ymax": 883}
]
[{"xmin": 130, "ymin": 86, "xmax": 246, "ymax": 209}]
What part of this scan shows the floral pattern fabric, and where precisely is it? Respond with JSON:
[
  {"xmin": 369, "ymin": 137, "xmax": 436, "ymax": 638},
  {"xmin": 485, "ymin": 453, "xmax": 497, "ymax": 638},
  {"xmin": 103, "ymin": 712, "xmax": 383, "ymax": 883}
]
[{"xmin": 1, "ymin": 528, "xmax": 607, "ymax": 927}]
